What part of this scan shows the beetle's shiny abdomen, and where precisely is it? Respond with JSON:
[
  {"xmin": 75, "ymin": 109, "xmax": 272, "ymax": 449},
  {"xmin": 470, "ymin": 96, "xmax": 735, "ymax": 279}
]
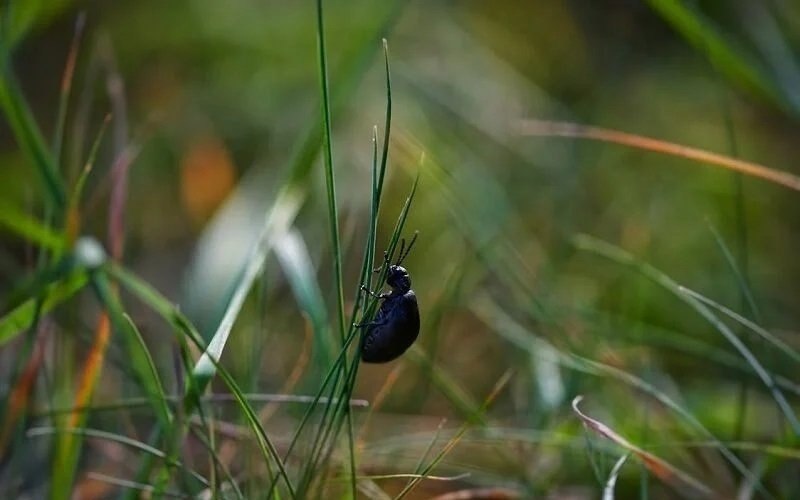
[{"xmin": 361, "ymin": 291, "xmax": 420, "ymax": 363}]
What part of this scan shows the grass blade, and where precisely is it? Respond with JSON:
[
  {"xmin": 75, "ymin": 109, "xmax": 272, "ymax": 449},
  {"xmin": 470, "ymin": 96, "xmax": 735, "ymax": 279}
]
[
  {"xmin": 573, "ymin": 396, "xmax": 712, "ymax": 498},
  {"xmin": 517, "ymin": 119, "xmax": 800, "ymax": 192},
  {"xmin": 186, "ymin": 190, "xmax": 301, "ymax": 401},
  {"xmin": 107, "ymin": 262, "xmax": 298, "ymax": 497},
  {"xmin": 645, "ymin": 0, "xmax": 779, "ymax": 106},
  {"xmin": 315, "ymin": 0, "xmax": 346, "ymax": 343},
  {"xmin": 573, "ymin": 233, "xmax": 800, "ymax": 437},
  {"xmin": 0, "ymin": 270, "xmax": 87, "ymax": 346},
  {"xmin": 274, "ymin": 229, "xmax": 334, "ymax": 372},
  {"xmin": 52, "ymin": 14, "xmax": 85, "ymax": 164},
  {"xmin": 602, "ymin": 453, "xmax": 629, "ymax": 500},
  {"xmin": 0, "ymin": 60, "xmax": 66, "ymax": 211},
  {"xmin": 90, "ymin": 271, "xmax": 171, "ymax": 428},
  {"xmin": 472, "ymin": 293, "xmax": 771, "ymax": 497},
  {"xmin": 678, "ymin": 286, "xmax": 800, "ymax": 365},
  {"xmin": 0, "ymin": 202, "xmax": 64, "ymax": 251}
]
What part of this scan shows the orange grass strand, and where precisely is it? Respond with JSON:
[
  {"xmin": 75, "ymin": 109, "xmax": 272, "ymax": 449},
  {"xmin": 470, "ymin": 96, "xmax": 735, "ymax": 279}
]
[
  {"xmin": 0, "ymin": 328, "xmax": 47, "ymax": 454},
  {"xmin": 519, "ymin": 119, "xmax": 800, "ymax": 192},
  {"xmin": 572, "ymin": 396, "xmax": 713, "ymax": 498}
]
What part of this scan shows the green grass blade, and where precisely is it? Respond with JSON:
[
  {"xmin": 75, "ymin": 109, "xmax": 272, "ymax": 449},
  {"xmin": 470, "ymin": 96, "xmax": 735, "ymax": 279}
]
[
  {"xmin": 52, "ymin": 14, "xmax": 85, "ymax": 165},
  {"xmin": 0, "ymin": 202, "xmax": 64, "ymax": 251},
  {"xmin": 0, "ymin": 64, "xmax": 66, "ymax": 211},
  {"xmin": 705, "ymin": 221, "xmax": 761, "ymax": 322},
  {"xmin": 394, "ymin": 370, "xmax": 512, "ymax": 499},
  {"xmin": 182, "ymin": 197, "xmax": 300, "ymax": 494},
  {"xmin": 472, "ymin": 293, "xmax": 771, "ymax": 498},
  {"xmin": 30, "ymin": 426, "xmax": 209, "ymax": 488},
  {"xmin": 107, "ymin": 262, "xmax": 297, "ymax": 498},
  {"xmin": 573, "ymin": 234, "xmax": 800, "ymax": 437},
  {"xmin": 406, "ymin": 347, "xmax": 483, "ymax": 424},
  {"xmin": 315, "ymin": 0, "xmax": 346, "ymax": 343},
  {"xmin": 274, "ymin": 229, "xmax": 334, "ymax": 371},
  {"xmin": 645, "ymin": 0, "xmax": 780, "ymax": 107},
  {"xmin": 90, "ymin": 272, "xmax": 172, "ymax": 429},
  {"xmin": 0, "ymin": 270, "xmax": 87, "ymax": 346},
  {"xmin": 0, "ymin": 1, "xmax": 72, "ymax": 49},
  {"xmin": 186, "ymin": 190, "xmax": 302, "ymax": 402},
  {"xmin": 64, "ymin": 114, "xmax": 111, "ymax": 245},
  {"xmin": 375, "ymin": 39, "xmax": 392, "ymax": 210},
  {"xmin": 678, "ymin": 286, "xmax": 800, "ymax": 365}
]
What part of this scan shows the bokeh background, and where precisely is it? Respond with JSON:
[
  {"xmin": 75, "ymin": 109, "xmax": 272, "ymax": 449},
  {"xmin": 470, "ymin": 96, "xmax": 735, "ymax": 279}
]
[{"xmin": 2, "ymin": 1, "xmax": 800, "ymax": 498}]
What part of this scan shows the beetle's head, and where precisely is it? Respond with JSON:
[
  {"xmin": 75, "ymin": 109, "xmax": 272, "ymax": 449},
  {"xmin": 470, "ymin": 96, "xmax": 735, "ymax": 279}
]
[{"xmin": 386, "ymin": 265, "xmax": 411, "ymax": 292}]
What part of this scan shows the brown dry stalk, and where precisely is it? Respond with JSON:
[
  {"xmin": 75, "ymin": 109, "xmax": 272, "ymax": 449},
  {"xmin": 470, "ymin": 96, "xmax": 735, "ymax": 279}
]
[{"xmin": 518, "ymin": 119, "xmax": 800, "ymax": 192}]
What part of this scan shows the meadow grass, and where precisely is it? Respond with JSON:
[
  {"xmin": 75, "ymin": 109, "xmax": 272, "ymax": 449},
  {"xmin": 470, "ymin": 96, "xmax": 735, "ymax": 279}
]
[{"xmin": 1, "ymin": 2, "xmax": 800, "ymax": 499}]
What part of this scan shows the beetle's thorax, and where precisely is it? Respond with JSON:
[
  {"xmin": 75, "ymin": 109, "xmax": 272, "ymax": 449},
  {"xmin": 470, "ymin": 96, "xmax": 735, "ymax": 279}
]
[{"xmin": 386, "ymin": 265, "xmax": 411, "ymax": 294}]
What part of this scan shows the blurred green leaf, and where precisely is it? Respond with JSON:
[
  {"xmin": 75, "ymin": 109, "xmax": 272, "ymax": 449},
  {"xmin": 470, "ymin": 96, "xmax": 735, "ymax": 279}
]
[
  {"xmin": 0, "ymin": 201, "xmax": 63, "ymax": 251},
  {"xmin": 0, "ymin": 270, "xmax": 86, "ymax": 346},
  {"xmin": 274, "ymin": 228, "xmax": 334, "ymax": 371},
  {"xmin": 0, "ymin": 71, "xmax": 65, "ymax": 212},
  {"xmin": 0, "ymin": 0, "xmax": 73, "ymax": 49},
  {"xmin": 646, "ymin": 0, "xmax": 781, "ymax": 107}
]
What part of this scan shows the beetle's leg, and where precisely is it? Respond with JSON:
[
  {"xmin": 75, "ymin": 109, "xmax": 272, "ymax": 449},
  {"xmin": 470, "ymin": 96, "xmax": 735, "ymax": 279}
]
[
  {"xmin": 361, "ymin": 285, "xmax": 383, "ymax": 299},
  {"xmin": 360, "ymin": 284, "xmax": 386, "ymax": 299},
  {"xmin": 354, "ymin": 316, "xmax": 389, "ymax": 328}
]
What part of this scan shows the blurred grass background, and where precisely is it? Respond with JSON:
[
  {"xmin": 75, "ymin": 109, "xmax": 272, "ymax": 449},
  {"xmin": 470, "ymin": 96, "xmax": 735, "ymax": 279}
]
[{"xmin": 1, "ymin": 0, "xmax": 800, "ymax": 498}]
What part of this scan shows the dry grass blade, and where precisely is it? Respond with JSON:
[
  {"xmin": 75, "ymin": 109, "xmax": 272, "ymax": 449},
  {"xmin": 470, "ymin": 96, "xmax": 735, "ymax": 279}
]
[
  {"xmin": 518, "ymin": 119, "xmax": 800, "ymax": 192},
  {"xmin": 572, "ymin": 396, "xmax": 713, "ymax": 498},
  {"xmin": 0, "ymin": 324, "xmax": 48, "ymax": 454}
]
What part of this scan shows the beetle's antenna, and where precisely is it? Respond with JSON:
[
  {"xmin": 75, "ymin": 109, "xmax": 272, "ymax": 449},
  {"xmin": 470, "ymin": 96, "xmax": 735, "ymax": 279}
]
[
  {"xmin": 395, "ymin": 238, "xmax": 406, "ymax": 265},
  {"xmin": 396, "ymin": 231, "xmax": 418, "ymax": 265}
]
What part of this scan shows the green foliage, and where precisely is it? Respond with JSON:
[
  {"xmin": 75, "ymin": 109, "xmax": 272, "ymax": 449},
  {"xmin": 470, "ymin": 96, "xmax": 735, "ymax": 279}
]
[{"xmin": 2, "ymin": 1, "xmax": 800, "ymax": 499}]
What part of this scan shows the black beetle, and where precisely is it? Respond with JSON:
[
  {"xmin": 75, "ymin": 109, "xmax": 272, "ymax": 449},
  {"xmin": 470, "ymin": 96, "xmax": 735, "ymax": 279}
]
[{"xmin": 356, "ymin": 233, "xmax": 420, "ymax": 363}]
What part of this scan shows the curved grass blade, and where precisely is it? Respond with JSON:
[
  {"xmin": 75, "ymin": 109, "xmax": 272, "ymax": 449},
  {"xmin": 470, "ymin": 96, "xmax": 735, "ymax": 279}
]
[
  {"xmin": 602, "ymin": 453, "xmax": 630, "ymax": 500},
  {"xmin": 517, "ymin": 119, "xmax": 800, "ymax": 192},
  {"xmin": 30, "ymin": 426, "xmax": 209, "ymax": 488},
  {"xmin": 573, "ymin": 396, "xmax": 712, "ymax": 498},
  {"xmin": 679, "ymin": 286, "xmax": 800, "ymax": 365},
  {"xmin": 573, "ymin": 233, "xmax": 800, "ymax": 437},
  {"xmin": 471, "ymin": 294, "xmax": 772, "ymax": 498},
  {"xmin": 83, "ymin": 472, "xmax": 188, "ymax": 499},
  {"xmin": 106, "ymin": 262, "xmax": 298, "ymax": 498},
  {"xmin": 106, "ymin": 263, "xmax": 306, "ymax": 498},
  {"xmin": 645, "ymin": 0, "xmax": 779, "ymax": 106}
]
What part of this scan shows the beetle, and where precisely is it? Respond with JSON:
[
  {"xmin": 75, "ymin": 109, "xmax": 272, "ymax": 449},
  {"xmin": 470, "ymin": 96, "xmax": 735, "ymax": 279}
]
[{"xmin": 356, "ymin": 233, "xmax": 420, "ymax": 363}]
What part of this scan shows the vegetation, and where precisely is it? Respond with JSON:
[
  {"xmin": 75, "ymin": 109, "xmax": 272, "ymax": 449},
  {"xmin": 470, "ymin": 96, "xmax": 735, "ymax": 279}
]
[{"xmin": 1, "ymin": 1, "xmax": 800, "ymax": 498}]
